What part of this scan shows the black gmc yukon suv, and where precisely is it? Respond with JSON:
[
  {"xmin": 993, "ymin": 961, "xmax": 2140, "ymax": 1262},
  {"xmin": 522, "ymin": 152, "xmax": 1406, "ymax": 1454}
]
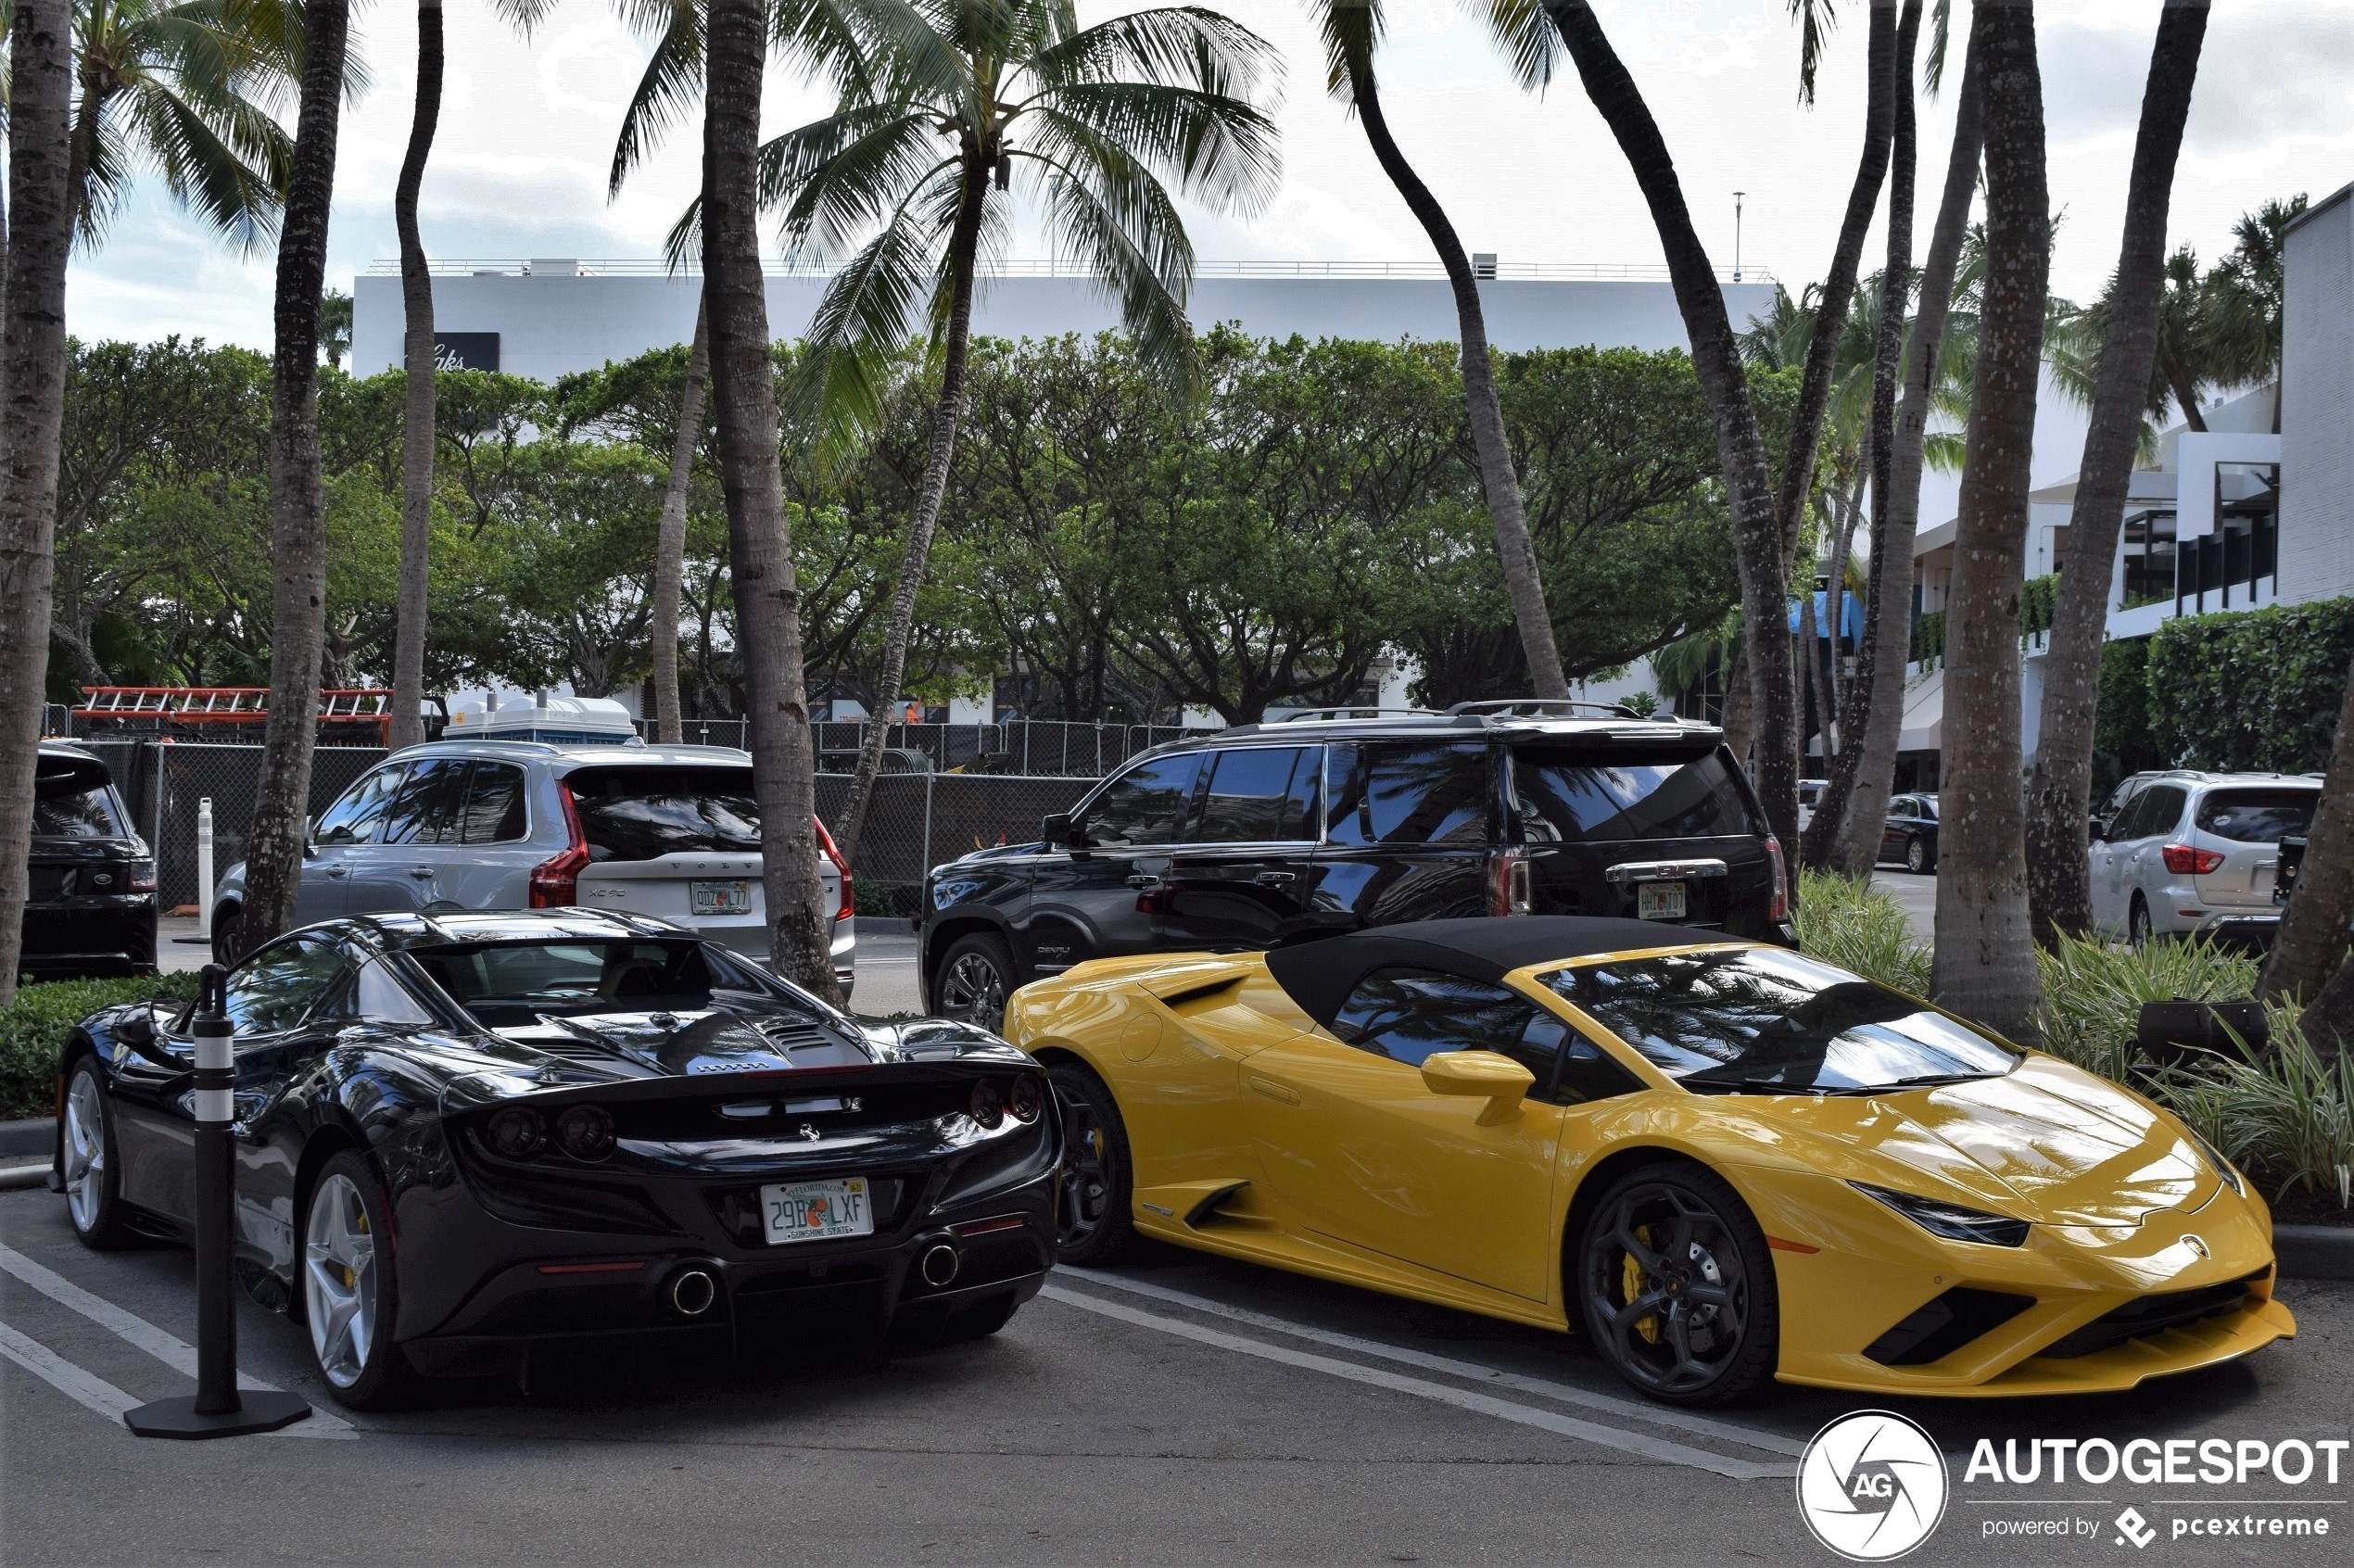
[{"xmin": 916, "ymin": 706, "xmax": 1791, "ymax": 1028}]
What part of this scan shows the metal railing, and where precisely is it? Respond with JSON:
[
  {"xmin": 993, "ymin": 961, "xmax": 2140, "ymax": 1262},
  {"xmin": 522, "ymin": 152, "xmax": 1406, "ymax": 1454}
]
[
  {"xmin": 634, "ymin": 718, "xmax": 1187, "ymax": 777},
  {"xmin": 374, "ymin": 257, "xmax": 1774, "ymax": 285}
]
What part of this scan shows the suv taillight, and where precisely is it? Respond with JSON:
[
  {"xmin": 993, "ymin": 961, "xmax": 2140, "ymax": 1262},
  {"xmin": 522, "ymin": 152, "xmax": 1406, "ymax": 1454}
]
[
  {"xmin": 815, "ymin": 817, "xmax": 854, "ymax": 921},
  {"xmin": 2162, "ymin": 843, "xmax": 2225, "ymax": 876},
  {"xmin": 1765, "ymin": 835, "xmax": 1789, "ymax": 922},
  {"xmin": 530, "ymin": 785, "xmax": 590, "ymax": 907},
  {"xmin": 1489, "ymin": 848, "xmax": 1532, "ymax": 917}
]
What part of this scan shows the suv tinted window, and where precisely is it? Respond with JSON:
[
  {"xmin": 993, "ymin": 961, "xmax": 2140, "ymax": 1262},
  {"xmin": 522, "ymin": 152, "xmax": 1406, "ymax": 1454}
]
[
  {"xmin": 2120, "ymin": 784, "xmax": 2187, "ymax": 840},
  {"xmin": 1512, "ymin": 744, "xmax": 1760, "ymax": 843},
  {"xmin": 567, "ymin": 767, "xmax": 763, "ymax": 860},
  {"xmin": 2196, "ymin": 789, "xmax": 2318, "ymax": 844},
  {"xmin": 1084, "ymin": 754, "xmax": 1203, "ymax": 847},
  {"xmin": 1328, "ymin": 742, "xmax": 1487, "ymax": 846},
  {"xmin": 314, "ymin": 766, "xmax": 405, "ymax": 846},
  {"xmin": 451, "ymin": 763, "xmax": 528, "ymax": 844},
  {"xmin": 379, "ymin": 758, "xmax": 472, "ymax": 845},
  {"xmin": 33, "ymin": 759, "xmax": 128, "ymax": 839},
  {"xmin": 1193, "ymin": 746, "xmax": 1320, "ymax": 843}
]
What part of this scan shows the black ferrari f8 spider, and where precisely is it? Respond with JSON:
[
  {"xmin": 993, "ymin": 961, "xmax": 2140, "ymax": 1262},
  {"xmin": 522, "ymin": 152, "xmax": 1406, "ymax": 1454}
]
[{"xmin": 53, "ymin": 910, "xmax": 1057, "ymax": 1408}]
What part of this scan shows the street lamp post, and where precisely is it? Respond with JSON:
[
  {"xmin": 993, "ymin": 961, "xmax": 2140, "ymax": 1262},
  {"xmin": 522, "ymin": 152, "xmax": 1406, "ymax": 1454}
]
[{"xmin": 1733, "ymin": 192, "xmax": 1746, "ymax": 284}]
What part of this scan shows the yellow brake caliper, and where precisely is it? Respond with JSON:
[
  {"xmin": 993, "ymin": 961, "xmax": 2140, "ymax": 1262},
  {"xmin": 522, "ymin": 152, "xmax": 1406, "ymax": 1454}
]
[{"xmin": 1623, "ymin": 1224, "xmax": 1661, "ymax": 1344}]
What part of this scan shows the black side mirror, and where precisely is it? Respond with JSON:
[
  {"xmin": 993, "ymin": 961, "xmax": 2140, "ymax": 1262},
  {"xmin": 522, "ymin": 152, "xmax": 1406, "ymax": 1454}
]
[
  {"xmin": 116, "ymin": 1005, "xmax": 192, "ymax": 1071},
  {"xmin": 1042, "ymin": 812, "xmax": 1079, "ymax": 850}
]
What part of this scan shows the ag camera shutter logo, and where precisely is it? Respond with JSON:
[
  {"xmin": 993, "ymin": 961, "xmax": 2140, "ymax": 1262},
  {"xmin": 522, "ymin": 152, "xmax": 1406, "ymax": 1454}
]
[{"xmin": 1797, "ymin": 1410, "xmax": 1949, "ymax": 1561}]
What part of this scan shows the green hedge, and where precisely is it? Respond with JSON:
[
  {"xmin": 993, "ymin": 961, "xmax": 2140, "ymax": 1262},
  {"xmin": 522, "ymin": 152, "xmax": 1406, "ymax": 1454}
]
[
  {"xmin": 2020, "ymin": 573, "xmax": 2058, "ymax": 639},
  {"xmin": 0, "ymin": 973, "xmax": 198, "ymax": 1122},
  {"xmin": 2094, "ymin": 636, "xmax": 2165, "ymax": 790},
  {"xmin": 1910, "ymin": 609, "xmax": 1945, "ymax": 667},
  {"xmin": 2145, "ymin": 598, "xmax": 2354, "ymax": 773}
]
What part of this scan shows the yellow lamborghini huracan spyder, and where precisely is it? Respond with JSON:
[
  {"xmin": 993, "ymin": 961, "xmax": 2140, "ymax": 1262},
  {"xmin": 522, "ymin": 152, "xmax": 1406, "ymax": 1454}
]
[{"xmin": 1002, "ymin": 917, "xmax": 2293, "ymax": 1406}]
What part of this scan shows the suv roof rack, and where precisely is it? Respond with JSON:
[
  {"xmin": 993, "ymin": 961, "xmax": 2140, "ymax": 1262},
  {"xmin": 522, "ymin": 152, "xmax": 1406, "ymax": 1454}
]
[
  {"xmin": 1268, "ymin": 706, "xmax": 1441, "ymax": 723},
  {"xmin": 1445, "ymin": 698, "xmax": 1645, "ymax": 720}
]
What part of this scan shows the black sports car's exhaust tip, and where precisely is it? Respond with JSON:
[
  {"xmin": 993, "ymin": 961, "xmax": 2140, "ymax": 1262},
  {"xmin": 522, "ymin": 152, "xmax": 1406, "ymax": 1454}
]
[
  {"xmin": 667, "ymin": 1266, "xmax": 719, "ymax": 1318},
  {"xmin": 919, "ymin": 1244, "xmax": 960, "ymax": 1288}
]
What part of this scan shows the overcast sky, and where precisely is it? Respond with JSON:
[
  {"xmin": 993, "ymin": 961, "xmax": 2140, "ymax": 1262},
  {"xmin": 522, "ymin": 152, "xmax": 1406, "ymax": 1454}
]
[{"xmin": 70, "ymin": 0, "xmax": 2354, "ymax": 508}]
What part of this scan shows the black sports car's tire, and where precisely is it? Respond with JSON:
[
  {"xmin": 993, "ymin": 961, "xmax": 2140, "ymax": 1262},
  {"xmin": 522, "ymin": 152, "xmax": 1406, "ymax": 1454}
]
[
  {"xmin": 301, "ymin": 1151, "xmax": 420, "ymax": 1410},
  {"xmin": 1575, "ymin": 1162, "xmax": 1779, "ymax": 1408},
  {"xmin": 1905, "ymin": 837, "xmax": 1931, "ymax": 875},
  {"xmin": 1046, "ymin": 1059, "xmax": 1135, "ymax": 1265},
  {"xmin": 61, "ymin": 1057, "xmax": 130, "ymax": 1248},
  {"xmin": 934, "ymin": 931, "xmax": 1017, "ymax": 1032},
  {"xmin": 210, "ymin": 906, "xmax": 245, "ymax": 968}
]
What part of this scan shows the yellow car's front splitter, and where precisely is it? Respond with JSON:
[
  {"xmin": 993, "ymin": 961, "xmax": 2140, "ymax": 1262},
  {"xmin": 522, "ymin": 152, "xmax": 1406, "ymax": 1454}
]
[{"xmin": 1778, "ymin": 1296, "xmax": 2296, "ymax": 1398}]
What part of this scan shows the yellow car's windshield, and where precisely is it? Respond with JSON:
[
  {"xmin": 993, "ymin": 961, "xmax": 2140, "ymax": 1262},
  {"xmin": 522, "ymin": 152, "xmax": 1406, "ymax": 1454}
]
[{"xmin": 1543, "ymin": 946, "xmax": 2018, "ymax": 1095}]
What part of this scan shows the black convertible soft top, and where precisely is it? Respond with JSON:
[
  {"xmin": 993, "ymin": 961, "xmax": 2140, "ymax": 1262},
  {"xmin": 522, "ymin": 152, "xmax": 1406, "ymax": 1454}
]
[{"xmin": 1263, "ymin": 917, "xmax": 1718, "ymax": 1032}]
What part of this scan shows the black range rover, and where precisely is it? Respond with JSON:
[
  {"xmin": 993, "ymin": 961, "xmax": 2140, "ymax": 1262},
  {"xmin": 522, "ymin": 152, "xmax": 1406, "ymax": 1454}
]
[
  {"xmin": 21, "ymin": 744, "xmax": 157, "ymax": 979},
  {"xmin": 916, "ymin": 705, "xmax": 1792, "ymax": 1026}
]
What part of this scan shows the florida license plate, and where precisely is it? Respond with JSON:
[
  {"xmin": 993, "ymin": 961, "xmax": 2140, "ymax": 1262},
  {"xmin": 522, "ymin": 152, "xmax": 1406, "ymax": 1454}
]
[
  {"xmin": 761, "ymin": 1176, "xmax": 873, "ymax": 1245},
  {"xmin": 1638, "ymin": 881, "xmax": 1688, "ymax": 920},
  {"xmin": 691, "ymin": 879, "xmax": 751, "ymax": 916}
]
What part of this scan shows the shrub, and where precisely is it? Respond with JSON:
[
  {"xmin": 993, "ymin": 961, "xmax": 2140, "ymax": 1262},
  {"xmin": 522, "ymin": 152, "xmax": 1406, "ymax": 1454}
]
[
  {"xmin": 0, "ymin": 973, "xmax": 199, "ymax": 1121},
  {"xmin": 2145, "ymin": 597, "xmax": 2354, "ymax": 773},
  {"xmin": 2152, "ymin": 1008, "xmax": 2353, "ymax": 1213},
  {"xmin": 2031, "ymin": 932, "xmax": 2260, "ymax": 1082},
  {"xmin": 1791, "ymin": 871, "xmax": 1931, "ymax": 995}
]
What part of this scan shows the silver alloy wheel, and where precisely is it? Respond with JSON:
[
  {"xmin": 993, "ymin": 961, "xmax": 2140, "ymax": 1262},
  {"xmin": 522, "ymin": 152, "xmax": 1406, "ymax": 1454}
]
[
  {"xmin": 1905, "ymin": 838, "xmax": 1928, "ymax": 874},
  {"xmin": 939, "ymin": 952, "xmax": 1007, "ymax": 1030},
  {"xmin": 63, "ymin": 1069, "xmax": 107, "ymax": 1233},
  {"xmin": 304, "ymin": 1173, "xmax": 377, "ymax": 1389}
]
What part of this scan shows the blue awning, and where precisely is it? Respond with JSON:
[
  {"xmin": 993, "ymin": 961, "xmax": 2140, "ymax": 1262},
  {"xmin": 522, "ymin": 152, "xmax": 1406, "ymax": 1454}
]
[{"xmin": 1788, "ymin": 589, "xmax": 1866, "ymax": 640}]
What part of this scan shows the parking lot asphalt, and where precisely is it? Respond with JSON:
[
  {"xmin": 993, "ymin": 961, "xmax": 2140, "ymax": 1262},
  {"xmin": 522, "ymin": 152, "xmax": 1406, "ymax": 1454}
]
[
  {"xmin": 5, "ymin": 1181, "xmax": 2348, "ymax": 1567},
  {"xmin": 1873, "ymin": 867, "xmax": 1939, "ymax": 945}
]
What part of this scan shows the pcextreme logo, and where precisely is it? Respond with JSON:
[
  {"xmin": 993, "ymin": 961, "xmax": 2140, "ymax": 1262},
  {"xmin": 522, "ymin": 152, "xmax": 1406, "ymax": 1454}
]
[{"xmin": 1797, "ymin": 1410, "xmax": 1951, "ymax": 1561}]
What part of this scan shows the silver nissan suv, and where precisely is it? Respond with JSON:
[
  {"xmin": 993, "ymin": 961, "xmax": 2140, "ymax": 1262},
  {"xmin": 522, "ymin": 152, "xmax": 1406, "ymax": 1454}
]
[
  {"xmin": 209, "ymin": 740, "xmax": 855, "ymax": 993},
  {"xmin": 2088, "ymin": 769, "xmax": 2322, "ymax": 949}
]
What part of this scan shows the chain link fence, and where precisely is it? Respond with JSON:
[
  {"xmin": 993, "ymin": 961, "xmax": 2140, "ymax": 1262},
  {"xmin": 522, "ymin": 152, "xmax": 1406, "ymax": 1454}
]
[
  {"xmin": 816, "ymin": 774, "xmax": 1094, "ymax": 913},
  {"xmin": 636, "ymin": 717, "xmax": 1186, "ymax": 777}
]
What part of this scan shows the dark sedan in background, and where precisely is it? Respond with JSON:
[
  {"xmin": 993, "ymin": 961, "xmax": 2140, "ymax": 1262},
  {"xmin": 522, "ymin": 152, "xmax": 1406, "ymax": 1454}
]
[
  {"xmin": 54, "ymin": 909, "xmax": 1057, "ymax": 1408},
  {"xmin": 22, "ymin": 743, "xmax": 157, "ymax": 979},
  {"xmin": 1878, "ymin": 792, "xmax": 1940, "ymax": 874}
]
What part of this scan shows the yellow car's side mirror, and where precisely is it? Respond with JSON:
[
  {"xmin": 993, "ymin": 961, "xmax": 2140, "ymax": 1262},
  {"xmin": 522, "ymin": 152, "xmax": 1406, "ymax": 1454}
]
[{"xmin": 1421, "ymin": 1050, "xmax": 1536, "ymax": 1125}]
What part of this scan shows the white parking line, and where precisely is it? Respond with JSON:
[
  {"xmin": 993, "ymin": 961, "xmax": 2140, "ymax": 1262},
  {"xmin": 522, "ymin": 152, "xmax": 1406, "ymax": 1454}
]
[
  {"xmin": 1057, "ymin": 1265, "xmax": 1804, "ymax": 1459},
  {"xmin": 0, "ymin": 1320, "xmax": 140, "ymax": 1424},
  {"xmin": 1039, "ymin": 1284, "xmax": 1794, "ymax": 1481},
  {"xmin": 0, "ymin": 1242, "xmax": 355, "ymax": 1438}
]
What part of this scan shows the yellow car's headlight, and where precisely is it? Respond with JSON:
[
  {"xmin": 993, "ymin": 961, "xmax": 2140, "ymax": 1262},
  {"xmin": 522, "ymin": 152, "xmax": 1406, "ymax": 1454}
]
[
  {"xmin": 2188, "ymin": 1130, "xmax": 2246, "ymax": 1195},
  {"xmin": 1852, "ymin": 1182, "xmax": 2030, "ymax": 1246}
]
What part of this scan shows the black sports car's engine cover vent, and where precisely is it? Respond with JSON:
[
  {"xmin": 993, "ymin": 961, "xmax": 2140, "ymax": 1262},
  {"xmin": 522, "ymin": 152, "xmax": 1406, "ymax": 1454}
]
[{"xmin": 1865, "ymin": 1287, "xmax": 2036, "ymax": 1366}]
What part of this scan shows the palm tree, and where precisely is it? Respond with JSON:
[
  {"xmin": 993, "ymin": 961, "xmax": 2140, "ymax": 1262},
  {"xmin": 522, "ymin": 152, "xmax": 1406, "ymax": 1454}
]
[
  {"xmin": 766, "ymin": 0, "xmax": 1280, "ymax": 862},
  {"xmin": 2206, "ymin": 195, "xmax": 2306, "ymax": 427},
  {"xmin": 703, "ymin": 0, "xmax": 840, "ymax": 1001},
  {"xmin": 236, "ymin": 0, "xmax": 351, "ymax": 952},
  {"xmin": 1931, "ymin": 0, "xmax": 2044, "ymax": 1040},
  {"xmin": 1315, "ymin": 0, "xmax": 1566, "ymax": 701},
  {"xmin": 65, "ymin": 0, "xmax": 299, "ymax": 253},
  {"xmin": 2262, "ymin": 645, "xmax": 2354, "ymax": 1018},
  {"xmin": 2023, "ymin": 2, "xmax": 2209, "ymax": 945},
  {"xmin": 1828, "ymin": 43, "xmax": 1981, "ymax": 878},
  {"xmin": 0, "ymin": 0, "xmax": 77, "ymax": 1007}
]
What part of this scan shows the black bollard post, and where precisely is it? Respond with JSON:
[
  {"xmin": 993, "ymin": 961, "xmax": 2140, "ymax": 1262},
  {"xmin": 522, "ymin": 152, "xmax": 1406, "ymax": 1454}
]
[{"xmin": 125, "ymin": 964, "xmax": 311, "ymax": 1438}]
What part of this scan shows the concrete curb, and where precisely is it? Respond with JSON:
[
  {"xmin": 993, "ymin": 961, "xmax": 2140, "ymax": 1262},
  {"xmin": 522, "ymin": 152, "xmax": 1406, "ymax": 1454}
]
[
  {"xmin": 0, "ymin": 1118, "xmax": 49, "ymax": 1161},
  {"xmin": 2275, "ymin": 1224, "xmax": 2354, "ymax": 1282},
  {"xmin": 0, "ymin": 1161, "xmax": 52, "ymax": 1191}
]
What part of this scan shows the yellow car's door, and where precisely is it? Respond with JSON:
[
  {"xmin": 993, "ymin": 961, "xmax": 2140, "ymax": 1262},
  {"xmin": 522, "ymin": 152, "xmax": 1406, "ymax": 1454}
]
[{"xmin": 1244, "ymin": 967, "xmax": 1569, "ymax": 1302}]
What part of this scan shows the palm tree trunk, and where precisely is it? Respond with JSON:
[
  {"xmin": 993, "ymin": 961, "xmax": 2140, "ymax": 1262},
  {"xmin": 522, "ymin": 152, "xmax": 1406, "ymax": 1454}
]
[
  {"xmin": 1544, "ymin": 1, "xmax": 1803, "ymax": 854},
  {"xmin": 703, "ymin": 0, "xmax": 839, "ymax": 1003},
  {"xmin": 0, "ymin": 0, "xmax": 73, "ymax": 1007},
  {"xmin": 2260, "ymin": 641, "xmax": 2354, "ymax": 1008},
  {"xmin": 242, "ymin": 0, "xmax": 351, "ymax": 948},
  {"xmin": 1348, "ymin": 65, "xmax": 1566, "ymax": 701},
  {"xmin": 1931, "ymin": 0, "xmax": 2045, "ymax": 1042},
  {"xmin": 652, "ymin": 299, "xmax": 710, "ymax": 745},
  {"xmin": 1798, "ymin": 588, "xmax": 1825, "ymax": 773},
  {"xmin": 1805, "ymin": 0, "xmax": 1920, "ymax": 872},
  {"xmin": 63, "ymin": 55, "xmax": 108, "ymax": 238},
  {"xmin": 836, "ymin": 160, "xmax": 989, "ymax": 863},
  {"xmin": 2025, "ymin": 6, "xmax": 2210, "ymax": 944},
  {"xmin": 1830, "ymin": 43, "xmax": 1982, "ymax": 879},
  {"xmin": 1717, "ymin": 641, "xmax": 1753, "ymax": 766},
  {"xmin": 389, "ymin": 0, "xmax": 445, "ymax": 752}
]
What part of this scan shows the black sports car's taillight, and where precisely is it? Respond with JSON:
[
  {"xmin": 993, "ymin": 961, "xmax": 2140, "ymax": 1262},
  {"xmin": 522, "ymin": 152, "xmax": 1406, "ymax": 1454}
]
[
  {"xmin": 487, "ymin": 1106, "xmax": 548, "ymax": 1159},
  {"xmin": 969, "ymin": 1080, "xmax": 1006, "ymax": 1130},
  {"xmin": 555, "ymin": 1105, "xmax": 615, "ymax": 1161},
  {"xmin": 1008, "ymin": 1075, "xmax": 1043, "ymax": 1123}
]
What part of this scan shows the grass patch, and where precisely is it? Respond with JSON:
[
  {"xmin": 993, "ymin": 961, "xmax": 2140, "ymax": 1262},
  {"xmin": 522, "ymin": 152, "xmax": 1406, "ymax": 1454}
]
[
  {"xmin": 0, "ymin": 972, "xmax": 199, "ymax": 1121},
  {"xmin": 2031, "ymin": 932, "xmax": 2261, "ymax": 1082},
  {"xmin": 1791, "ymin": 870, "xmax": 1931, "ymax": 995}
]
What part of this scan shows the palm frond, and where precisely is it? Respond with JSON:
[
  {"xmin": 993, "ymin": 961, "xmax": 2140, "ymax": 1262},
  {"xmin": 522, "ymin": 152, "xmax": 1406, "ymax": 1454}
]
[
  {"xmin": 767, "ymin": 106, "xmax": 954, "ymax": 258},
  {"xmin": 1788, "ymin": 0, "xmax": 1836, "ymax": 106},
  {"xmin": 1020, "ymin": 79, "xmax": 1278, "ymax": 216},
  {"xmin": 1474, "ymin": 0, "xmax": 1563, "ymax": 93},
  {"xmin": 608, "ymin": 0, "xmax": 703, "ymax": 198},
  {"xmin": 791, "ymin": 182, "xmax": 954, "ymax": 456}
]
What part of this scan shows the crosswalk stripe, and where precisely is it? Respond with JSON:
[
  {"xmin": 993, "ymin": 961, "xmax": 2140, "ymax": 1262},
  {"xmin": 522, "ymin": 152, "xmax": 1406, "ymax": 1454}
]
[
  {"xmin": 1057, "ymin": 1264, "xmax": 1806, "ymax": 1458},
  {"xmin": 0, "ymin": 1241, "xmax": 355, "ymax": 1438},
  {"xmin": 0, "ymin": 1320, "xmax": 140, "ymax": 1424},
  {"xmin": 1041, "ymin": 1283, "xmax": 1793, "ymax": 1481}
]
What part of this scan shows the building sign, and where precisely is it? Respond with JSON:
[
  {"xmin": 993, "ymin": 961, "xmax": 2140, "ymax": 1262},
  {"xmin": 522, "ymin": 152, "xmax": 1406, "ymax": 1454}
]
[{"xmin": 433, "ymin": 333, "xmax": 500, "ymax": 372}]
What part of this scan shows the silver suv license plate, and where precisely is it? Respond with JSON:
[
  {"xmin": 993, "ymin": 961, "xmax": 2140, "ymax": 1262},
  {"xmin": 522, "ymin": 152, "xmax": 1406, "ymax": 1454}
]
[
  {"xmin": 1638, "ymin": 881, "xmax": 1687, "ymax": 920},
  {"xmin": 691, "ymin": 879, "xmax": 751, "ymax": 916}
]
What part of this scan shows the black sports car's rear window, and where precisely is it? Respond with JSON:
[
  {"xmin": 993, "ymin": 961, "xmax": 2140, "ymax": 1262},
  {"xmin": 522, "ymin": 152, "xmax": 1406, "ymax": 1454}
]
[
  {"xmin": 2196, "ymin": 789, "xmax": 2319, "ymax": 845},
  {"xmin": 412, "ymin": 938, "xmax": 758, "ymax": 1021},
  {"xmin": 1512, "ymin": 745, "xmax": 1761, "ymax": 843},
  {"xmin": 1546, "ymin": 946, "xmax": 2016, "ymax": 1094},
  {"xmin": 34, "ymin": 760, "xmax": 130, "ymax": 839},
  {"xmin": 566, "ymin": 767, "xmax": 761, "ymax": 861}
]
